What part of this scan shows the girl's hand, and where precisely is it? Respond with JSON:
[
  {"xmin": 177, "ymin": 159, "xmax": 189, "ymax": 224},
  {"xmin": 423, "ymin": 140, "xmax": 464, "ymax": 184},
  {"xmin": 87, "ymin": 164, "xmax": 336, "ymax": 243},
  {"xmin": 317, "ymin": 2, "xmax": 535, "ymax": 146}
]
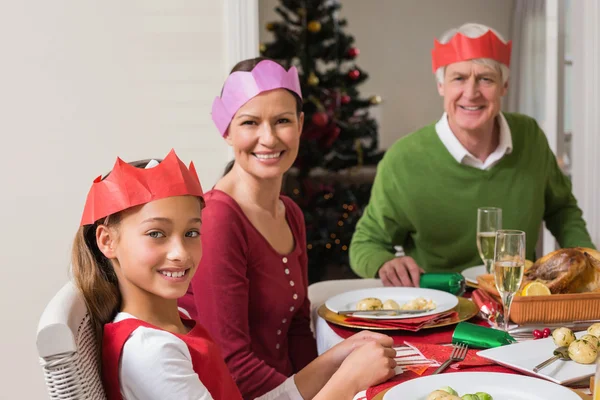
[
  {"xmin": 331, "ymin": 341, "xmax": 397, "ymax": 394},
  {"xmin": 326, "ymin": 330, "xmax": 394, "ymax": 367}
]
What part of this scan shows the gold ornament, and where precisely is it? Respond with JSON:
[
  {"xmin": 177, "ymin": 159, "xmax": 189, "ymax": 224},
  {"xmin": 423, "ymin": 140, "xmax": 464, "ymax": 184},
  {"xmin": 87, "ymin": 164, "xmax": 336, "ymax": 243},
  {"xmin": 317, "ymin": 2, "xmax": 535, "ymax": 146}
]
[
  {"xmin": 307, "ymin": 21, "xmax": 322, "ymax": 33},
  {"xmin": 266, "ymin": 22, "xmax": 276, "ymax": 31},
  {"xmin": 259, "ymin": 43, "xmax": 266, "ymax": 53},
  {"xmin": 369, "ymin": 95, "xmax": 383, "ymax": 105},
  {"xmin": 297, "ymin": 8, "xmax": 306, "ymax": 17},
  {"xmin": 307, "ymin": 72, "xmax": 319, "ymax": 86}
]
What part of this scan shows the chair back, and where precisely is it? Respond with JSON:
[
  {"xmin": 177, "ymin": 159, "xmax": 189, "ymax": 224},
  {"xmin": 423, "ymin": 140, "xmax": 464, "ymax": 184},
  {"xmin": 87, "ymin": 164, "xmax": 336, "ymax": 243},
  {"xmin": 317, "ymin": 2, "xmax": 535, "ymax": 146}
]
[{"xmin": 37, "ymin": 281, "xmax": 106, "ymax": 400}]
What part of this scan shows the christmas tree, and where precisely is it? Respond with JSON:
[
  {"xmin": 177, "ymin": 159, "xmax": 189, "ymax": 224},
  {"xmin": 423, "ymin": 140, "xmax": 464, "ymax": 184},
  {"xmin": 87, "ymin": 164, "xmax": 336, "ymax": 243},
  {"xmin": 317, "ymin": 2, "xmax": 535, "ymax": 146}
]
[{"xmin": 261, "ymin": 0, "xmax": 384, "ymax": 282}]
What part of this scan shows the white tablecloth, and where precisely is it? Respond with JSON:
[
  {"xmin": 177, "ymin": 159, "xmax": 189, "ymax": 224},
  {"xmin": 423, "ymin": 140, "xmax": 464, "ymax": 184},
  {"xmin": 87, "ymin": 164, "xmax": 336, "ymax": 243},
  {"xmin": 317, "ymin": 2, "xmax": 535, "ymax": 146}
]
[
  {"xmin": 308, "ymin": 279, "xmax": 387, "ymax": 399},
  {"xmin": 315, "ymin": 315, "xmax": 345, "ymax": 355}
]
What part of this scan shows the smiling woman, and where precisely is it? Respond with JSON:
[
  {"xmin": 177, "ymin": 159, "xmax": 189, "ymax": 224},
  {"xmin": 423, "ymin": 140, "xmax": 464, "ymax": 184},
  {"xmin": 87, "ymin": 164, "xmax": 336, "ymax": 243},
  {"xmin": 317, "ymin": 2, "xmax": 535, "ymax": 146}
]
[
  {"xmin": 178, "ymin": 58, "xmax": 403, "ymax": 400},
  {"xmin": 221, "ymin": 57, "xmax": 303, "ymax": 176},
  {"xmin": 180, "ymin": 58, "xmax": 318, "ymax": 398}
]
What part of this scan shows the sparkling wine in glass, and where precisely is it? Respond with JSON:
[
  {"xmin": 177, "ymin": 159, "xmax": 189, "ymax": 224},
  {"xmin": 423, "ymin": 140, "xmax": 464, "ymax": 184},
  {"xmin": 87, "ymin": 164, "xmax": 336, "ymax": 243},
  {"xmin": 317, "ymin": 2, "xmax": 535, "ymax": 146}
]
[
  {"xmin": 494, "ymin": 230, "xmax": 526, "ymax": 332},
  {"xmin": 477, "ymin": 207, "xmax": 502, "ymax": 273}
]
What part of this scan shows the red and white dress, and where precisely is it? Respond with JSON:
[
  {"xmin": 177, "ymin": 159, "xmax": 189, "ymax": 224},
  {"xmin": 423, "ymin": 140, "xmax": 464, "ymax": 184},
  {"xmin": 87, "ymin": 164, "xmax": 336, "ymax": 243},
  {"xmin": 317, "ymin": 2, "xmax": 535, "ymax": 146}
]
[
  {"xmin": 102, "ymin": 312, "xmax": 301, "ymax": 400},
  {"xmin": 102, "ymin": 312, "xmax": 242, "ymax": 400}
]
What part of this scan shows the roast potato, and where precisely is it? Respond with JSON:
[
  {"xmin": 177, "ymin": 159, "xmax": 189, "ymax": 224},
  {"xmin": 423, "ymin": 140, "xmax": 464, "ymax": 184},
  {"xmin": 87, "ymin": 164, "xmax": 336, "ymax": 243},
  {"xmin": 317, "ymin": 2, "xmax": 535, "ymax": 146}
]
[
  {"xmin": 568, "ymin": 339, "xmax": 598, "ymax": 364},
  {"xmin": 552, "ymin": 327, "xmax": 576, "ymax": 347},
  {"xmin": 356, "ymin": 297, "xmax": 383, "ymax": 311}
]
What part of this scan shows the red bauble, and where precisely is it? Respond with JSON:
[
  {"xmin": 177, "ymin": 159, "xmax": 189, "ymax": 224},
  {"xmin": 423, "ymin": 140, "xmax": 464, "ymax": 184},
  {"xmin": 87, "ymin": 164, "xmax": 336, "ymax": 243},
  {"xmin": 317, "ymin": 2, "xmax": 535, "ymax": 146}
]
[
  {"xmin": 341, "ymin": 95, "xmax": 351, "ymax": 104},
  {"xmin": 347, "ymin": 47, "xmax": 360, "ymax": 58},
  {"xmin": 321, "ymin": 125, "xmax": 342, "ymax": 149},
  {"xmin": 312, "ymin": 112, "xmax": 329, "ymax": 127},
  {"xmin": 348, "ymin": 69, "xmax": 361, "ymax": 80}
]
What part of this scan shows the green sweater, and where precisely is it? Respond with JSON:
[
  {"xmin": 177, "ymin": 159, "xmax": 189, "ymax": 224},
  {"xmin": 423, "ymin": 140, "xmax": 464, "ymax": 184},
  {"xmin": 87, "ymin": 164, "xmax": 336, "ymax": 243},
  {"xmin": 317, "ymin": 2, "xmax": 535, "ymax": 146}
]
[{"xmin": 349, "ymin": 113, "xmax": 595, "ymax": 278}]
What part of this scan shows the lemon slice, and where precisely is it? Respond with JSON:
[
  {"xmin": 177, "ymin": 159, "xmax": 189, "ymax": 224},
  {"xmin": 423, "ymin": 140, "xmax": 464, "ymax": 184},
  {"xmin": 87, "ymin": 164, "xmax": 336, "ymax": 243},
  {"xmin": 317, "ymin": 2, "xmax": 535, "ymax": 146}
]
[
  {"xmin": 525, "ymin": 260, "xmax": 534, "ymax": 270},
  {"xmin": 521, "ymin": 281, "xmax": 551, "ymax": 296}
]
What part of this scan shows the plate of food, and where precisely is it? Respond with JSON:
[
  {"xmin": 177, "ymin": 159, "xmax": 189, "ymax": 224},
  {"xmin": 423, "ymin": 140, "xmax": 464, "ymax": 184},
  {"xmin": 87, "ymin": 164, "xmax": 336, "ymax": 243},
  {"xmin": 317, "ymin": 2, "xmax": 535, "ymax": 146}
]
[
  {"xmin": 382, "ymin": 371, "xmax": 580, "ymax": 400},
  {"xmin": 478, "ymin": 327, "xmax": 600, "ymax": 385},
  {"xmin": 324, "ymin": 287, "xmax": 458, "ymax": 320},
  {"xmin": 461, "ymin": 265, "xmax": 486, "ymax": 284}
]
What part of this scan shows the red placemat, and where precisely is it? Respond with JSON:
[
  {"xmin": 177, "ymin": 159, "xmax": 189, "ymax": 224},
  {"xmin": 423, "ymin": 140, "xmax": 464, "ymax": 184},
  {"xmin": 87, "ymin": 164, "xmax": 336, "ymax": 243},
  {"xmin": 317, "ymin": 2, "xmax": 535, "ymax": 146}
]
[
  {"xmin": 405, "ymin": 342, "xmax": 495, "ymax": 369},
  {"xmin": 326, "ymin": 317, "xmax": 489, "ymax": 346},
  {"xmin": 344, "ymin": 310, "xmax": 458, "ymax": 331},
  {"xmin": 327, "ymin": 321, "xmax": 456, "ymax": 346}
]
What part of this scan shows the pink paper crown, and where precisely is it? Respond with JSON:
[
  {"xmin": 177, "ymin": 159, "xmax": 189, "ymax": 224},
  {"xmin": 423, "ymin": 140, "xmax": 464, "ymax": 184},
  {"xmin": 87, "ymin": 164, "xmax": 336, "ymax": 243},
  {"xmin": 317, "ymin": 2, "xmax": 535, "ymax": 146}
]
[
  {"xmin": 211, "ymin": 60, "xmax": 303, "ymax": 136},
  {"xmin": 431, "ymin": 30, "xmax": 512, "ymax": 73},
  {"xmin": 80, "ymin": 149, "xmax": 204, "ymax": 226}
]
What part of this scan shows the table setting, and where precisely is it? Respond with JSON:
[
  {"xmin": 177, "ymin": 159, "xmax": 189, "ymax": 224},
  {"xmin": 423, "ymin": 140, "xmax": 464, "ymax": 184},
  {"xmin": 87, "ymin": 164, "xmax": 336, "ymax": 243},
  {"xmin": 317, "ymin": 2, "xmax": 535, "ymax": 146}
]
[{"xmin": 313, "ymin": 207, "xmax": 600, "ymax": 399}]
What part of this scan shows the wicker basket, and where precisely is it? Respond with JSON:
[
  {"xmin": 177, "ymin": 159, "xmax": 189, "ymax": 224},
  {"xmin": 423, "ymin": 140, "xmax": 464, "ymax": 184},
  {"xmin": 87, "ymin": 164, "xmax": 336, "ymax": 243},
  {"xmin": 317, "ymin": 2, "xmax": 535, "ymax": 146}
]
[
  {"xmin": 476, "ymin": 274, "xmax": 600, "ymax": 324},
  {"xmin": 510, "ymin": 292, "xmax": 600, "ymax": 324}
]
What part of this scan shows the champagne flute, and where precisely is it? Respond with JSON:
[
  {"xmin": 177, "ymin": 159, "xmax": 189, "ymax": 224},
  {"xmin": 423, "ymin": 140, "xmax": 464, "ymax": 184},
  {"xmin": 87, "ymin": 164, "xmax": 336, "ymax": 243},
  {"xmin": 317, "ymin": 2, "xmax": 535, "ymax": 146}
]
[
  {"xmin": 477, "ymin": 207, "xmax": 502, "ymax": 273},
  {"xmin": 494, "ymin": 230, "xmax": 526, "ymax": 332}
]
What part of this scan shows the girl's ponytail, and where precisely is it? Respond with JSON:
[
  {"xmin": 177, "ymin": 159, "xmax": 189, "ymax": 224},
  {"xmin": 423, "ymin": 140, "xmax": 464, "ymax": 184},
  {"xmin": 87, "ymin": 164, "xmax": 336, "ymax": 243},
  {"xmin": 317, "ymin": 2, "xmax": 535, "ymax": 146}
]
[{"xmin": 72, "ymin": 216, "xmax": 121, "ymax": 349}]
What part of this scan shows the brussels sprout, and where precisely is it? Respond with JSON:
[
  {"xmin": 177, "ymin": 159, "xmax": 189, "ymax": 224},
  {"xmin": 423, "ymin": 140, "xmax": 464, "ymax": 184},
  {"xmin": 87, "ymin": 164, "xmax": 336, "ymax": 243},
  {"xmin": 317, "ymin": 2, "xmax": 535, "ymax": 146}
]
[
  {"xmin": 461, "ymin": 395, "xmax": 479, "ymax": 400},
  {"xmin": 440, "ymin": 386, "xmax": 458, "ymax": 395},
  {"xmin": 475, "ymin": 392, "xmax": 493, "ymax": 400}
]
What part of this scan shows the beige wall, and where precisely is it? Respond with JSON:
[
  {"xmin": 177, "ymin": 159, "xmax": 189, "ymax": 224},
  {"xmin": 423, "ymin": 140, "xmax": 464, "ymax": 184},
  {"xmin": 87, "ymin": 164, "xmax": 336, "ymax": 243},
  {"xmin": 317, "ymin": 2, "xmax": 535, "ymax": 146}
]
[
  {"xmin": 259, "ymin": 0, "xmax": 514, "ymax": 149},
  {"xmin": 0, "ymin": 1, "xmax": 231, "ymax": 398}
]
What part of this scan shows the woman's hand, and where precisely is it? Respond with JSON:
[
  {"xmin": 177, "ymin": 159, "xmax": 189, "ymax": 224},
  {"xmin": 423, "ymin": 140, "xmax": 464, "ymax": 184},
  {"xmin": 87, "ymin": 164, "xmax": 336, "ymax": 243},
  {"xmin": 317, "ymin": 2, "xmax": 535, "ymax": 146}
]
[
  {"xmin": 379, "ymin": 256, "xmax": 424, "ymax": 287},
  {"xmin": 325, "ymin": 330, "xmax": 394, "ymax": 367}
]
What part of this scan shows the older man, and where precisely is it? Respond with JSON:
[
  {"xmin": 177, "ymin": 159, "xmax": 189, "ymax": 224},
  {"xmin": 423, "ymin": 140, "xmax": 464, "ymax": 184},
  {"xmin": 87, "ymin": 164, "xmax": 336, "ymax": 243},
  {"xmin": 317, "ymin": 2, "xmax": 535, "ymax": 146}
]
[{"xmin": 349, "ymin": 23, "xmax": 595, "ymax": 287}]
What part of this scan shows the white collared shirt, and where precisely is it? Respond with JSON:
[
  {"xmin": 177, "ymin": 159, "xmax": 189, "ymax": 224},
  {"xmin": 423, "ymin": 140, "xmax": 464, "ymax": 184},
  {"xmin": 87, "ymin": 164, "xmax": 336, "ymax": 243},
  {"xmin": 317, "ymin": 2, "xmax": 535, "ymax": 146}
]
[{"xmin": 435, "ymin": 112, "xmax": 513, "ymax": 170}]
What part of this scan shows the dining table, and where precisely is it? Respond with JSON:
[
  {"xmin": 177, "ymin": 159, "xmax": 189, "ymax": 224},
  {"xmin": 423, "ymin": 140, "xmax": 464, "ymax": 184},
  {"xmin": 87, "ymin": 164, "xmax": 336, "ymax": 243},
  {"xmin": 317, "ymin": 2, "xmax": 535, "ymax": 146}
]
[{"xmin": 309, "ymin": 278, "xmax": 595, "ymax": 400}]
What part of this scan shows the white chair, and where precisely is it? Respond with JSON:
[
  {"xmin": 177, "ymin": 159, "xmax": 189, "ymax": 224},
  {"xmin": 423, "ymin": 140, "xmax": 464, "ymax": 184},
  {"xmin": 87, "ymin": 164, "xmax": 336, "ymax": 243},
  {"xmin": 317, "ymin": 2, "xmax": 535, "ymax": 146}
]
[{"xmin": 36, "ymin": 281, "xmax": 106, "ymax": 400}]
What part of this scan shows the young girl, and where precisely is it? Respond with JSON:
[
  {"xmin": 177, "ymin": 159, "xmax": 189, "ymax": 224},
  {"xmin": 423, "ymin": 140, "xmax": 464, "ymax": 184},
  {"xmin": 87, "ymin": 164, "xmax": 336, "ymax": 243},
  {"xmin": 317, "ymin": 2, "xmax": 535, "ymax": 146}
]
[
  {"xmin": 179, "ymin": 57, "xmax": 336, "ymax": 399},
  {"xmin": 73, "ymin": 149, "xmax": 396, "ymax": 400}
]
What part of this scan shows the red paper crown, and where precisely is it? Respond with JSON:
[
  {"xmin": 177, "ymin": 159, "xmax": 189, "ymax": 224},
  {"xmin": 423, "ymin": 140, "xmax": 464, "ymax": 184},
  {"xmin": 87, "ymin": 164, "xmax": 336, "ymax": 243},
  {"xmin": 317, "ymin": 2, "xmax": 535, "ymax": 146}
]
[
  {"xmin": 431, "ymin": 30, "xmax": 512, "ymax": 73},
  {"xmin": 80, "ymin": 149, "xmax": 204, "ymax": 226}
]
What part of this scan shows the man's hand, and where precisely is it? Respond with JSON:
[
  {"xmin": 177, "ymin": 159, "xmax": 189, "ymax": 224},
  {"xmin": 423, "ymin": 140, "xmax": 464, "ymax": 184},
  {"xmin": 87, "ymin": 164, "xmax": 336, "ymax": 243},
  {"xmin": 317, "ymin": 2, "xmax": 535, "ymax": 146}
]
[{"xmin": 378, "ymin": 256, "xmax": 424, "ymax": 287}]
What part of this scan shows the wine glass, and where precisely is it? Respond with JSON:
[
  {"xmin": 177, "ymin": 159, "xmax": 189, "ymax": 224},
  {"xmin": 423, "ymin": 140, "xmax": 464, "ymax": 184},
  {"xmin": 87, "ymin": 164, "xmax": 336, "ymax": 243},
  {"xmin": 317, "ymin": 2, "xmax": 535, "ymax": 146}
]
[
  {"xmin": 477, "ymin": 207, "xmax": 502, "ymax": 273},
  {"xmin": 494, "ymin": 230, "xmax": 526, "ymax": 332}
]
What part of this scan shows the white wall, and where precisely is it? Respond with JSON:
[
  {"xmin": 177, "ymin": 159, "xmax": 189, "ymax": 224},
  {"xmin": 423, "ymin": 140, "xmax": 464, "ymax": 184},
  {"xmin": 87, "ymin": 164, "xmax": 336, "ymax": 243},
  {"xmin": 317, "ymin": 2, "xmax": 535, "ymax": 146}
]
[
  {"xmin": 259, "ymin": 0, "xmax": 514, "ymax": 149},
  {"xmin": 571, "ymin": 0, "xmax": 600, "ymax": 247},
  {"xmin": 0, "ymin": 1, "xmax": 233, "ymax": 397}
]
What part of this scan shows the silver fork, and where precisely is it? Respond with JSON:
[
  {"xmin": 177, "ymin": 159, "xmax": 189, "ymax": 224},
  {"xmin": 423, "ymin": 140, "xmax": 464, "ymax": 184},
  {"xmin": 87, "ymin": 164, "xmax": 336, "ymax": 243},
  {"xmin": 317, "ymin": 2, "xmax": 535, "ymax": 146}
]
[{"xmin": 432, "ymin": 343, "xmax": 468, "ymax": 375}]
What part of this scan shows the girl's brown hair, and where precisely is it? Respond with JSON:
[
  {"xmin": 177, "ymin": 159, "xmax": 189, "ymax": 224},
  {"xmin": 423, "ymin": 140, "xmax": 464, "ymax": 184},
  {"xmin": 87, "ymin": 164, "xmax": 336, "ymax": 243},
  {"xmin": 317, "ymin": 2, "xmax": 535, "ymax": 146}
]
[
  {"xmin": 72, "ymin": 159, "xmax": 204, "ymax": 352},
  {"xmin": 222, "ymin": 57, "xmax": 303, "ymax": 175}
]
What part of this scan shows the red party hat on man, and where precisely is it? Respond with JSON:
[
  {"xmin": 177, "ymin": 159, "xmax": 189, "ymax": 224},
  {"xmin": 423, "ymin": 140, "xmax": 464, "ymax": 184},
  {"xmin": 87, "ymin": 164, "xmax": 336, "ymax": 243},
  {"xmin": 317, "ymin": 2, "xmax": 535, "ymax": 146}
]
[{"xmin": 431, "ymin": 30, "xmax": 512, "ymax": 73}]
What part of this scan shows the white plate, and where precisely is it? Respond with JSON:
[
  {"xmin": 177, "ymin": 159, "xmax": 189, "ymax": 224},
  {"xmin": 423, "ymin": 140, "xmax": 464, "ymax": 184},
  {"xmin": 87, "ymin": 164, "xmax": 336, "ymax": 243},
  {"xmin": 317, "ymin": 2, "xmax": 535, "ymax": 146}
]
[
  {"xmin": 461, "ymin": 264, "xmax": 486, "ymax": 284},
  {"xmin": 324, "ymin": 287, "xmax": 458, "ymax": 320},
  {"xmin": 478, "ymin": 331, "xmax": 595, "ymax": 385},
  {"xmin": 383, "ymin": 371, "xmax": 580, "ymax": 400}
]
